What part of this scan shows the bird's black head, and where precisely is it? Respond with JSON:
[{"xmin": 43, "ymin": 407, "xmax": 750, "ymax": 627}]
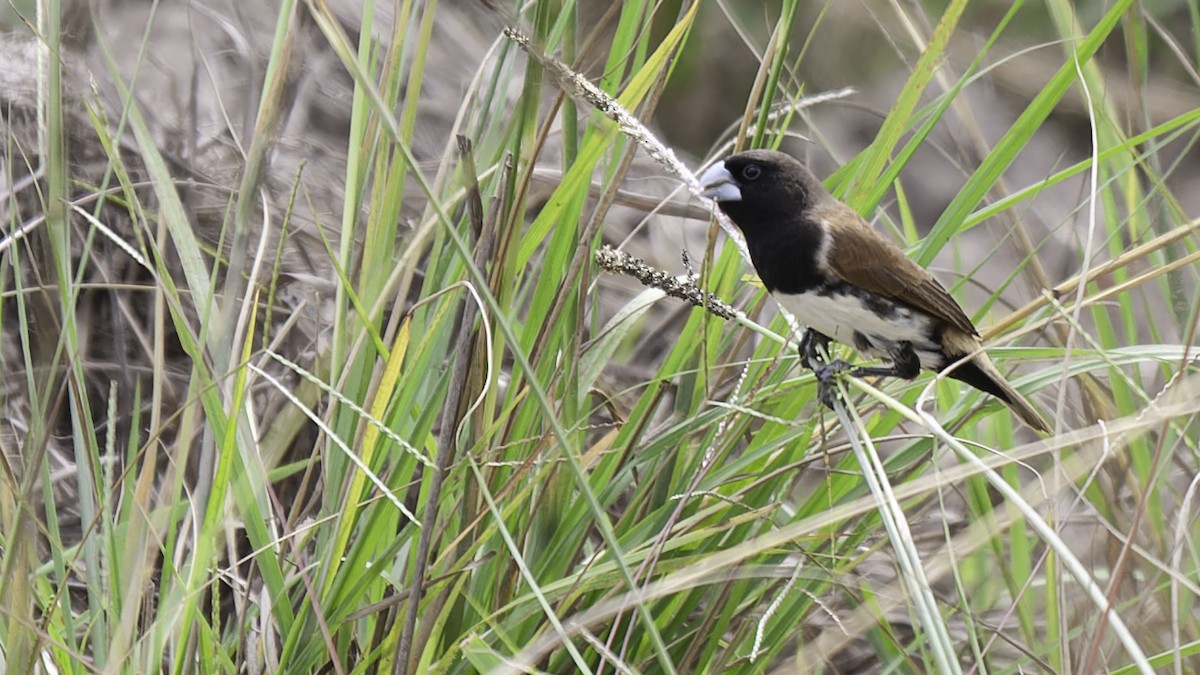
[
  {"xmin": 698, "ymin": 150, "xmax": 826, "ymax": 233},
  {"xmin": 698, "ymin": 150, "xmax": 834, "ymax": 293}
]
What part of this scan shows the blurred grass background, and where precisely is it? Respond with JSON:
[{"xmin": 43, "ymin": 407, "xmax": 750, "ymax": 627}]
[{"xmin": 1, "ymin": 0, "xmax": 1199, "ymax": 673}]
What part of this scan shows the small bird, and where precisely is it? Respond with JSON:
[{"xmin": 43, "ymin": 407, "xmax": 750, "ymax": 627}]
[{"xmin": 699, "ymin": 149, "xmax": 1049, "ymax": 432}]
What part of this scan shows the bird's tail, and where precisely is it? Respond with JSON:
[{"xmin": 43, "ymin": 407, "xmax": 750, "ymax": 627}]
[{"xmin": 945, "ymin": 351, "xmax": 1051, "ymax": 433}]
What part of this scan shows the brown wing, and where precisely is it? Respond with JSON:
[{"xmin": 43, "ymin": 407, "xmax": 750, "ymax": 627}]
[{"xmin": 818, "ymin": 202, "xmax": 979, "ymax": 337}]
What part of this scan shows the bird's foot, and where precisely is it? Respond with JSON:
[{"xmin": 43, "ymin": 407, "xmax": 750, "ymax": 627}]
[
  {"xmin": 799, "ymin": 329, "xmax": 832, "ymax": 372},
  {"xmin": 815, "ymin": 359, "xmax": 853, "ymax": 409}
]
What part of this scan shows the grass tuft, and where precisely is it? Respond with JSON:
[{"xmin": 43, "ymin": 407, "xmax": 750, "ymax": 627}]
[{"xmin": 2, "ymin": 1, "xmax": 1198, "ymax": 673}]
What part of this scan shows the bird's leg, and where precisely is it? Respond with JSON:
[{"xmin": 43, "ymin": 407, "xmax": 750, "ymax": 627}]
[
  {"xmin": 799, "ymin": 329, "xmax": 832, "ymax": 371},
  {"xmin": 814, "ymin": 359, "xmax": 853, "ymax": 409},
  {"xmin": 799, "ymin": 329, "xmax": 845, "ymax": 409},
  {"xmin": 815, "ymin": 342, "xmax": 921, "ymax": 409}
]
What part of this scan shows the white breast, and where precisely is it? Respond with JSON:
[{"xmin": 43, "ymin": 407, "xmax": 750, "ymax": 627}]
[{"xmin": 772, "ymin": 288, "xmax": 943, "ymax": 369}]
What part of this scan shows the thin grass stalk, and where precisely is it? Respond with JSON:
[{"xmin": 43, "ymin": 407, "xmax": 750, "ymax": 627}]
[
  {"xmin": 502, "ymin": 26, "xmax": 749, "ymax": 261},
  {"xmin": 218, "ymin": 0, "xmax": 296, "ymax": 377},
  {"xmin": 35, "ymin": 0, "xmax": 95, "ymax": 671},
  {"xmin": 983, "ymin": 218, "xmax": 1200, "ymax": 340},
  {"xmin": 916, "ymin": 0, "xmax": 1135, "ymax": 267},
  {"xmin": 465, "ymin": 454, "xmax": 594, "ymax": 673},
  {"xmin": 858, "ymin": 377, "xmax": 1157, "ymax": 674},
  {"xmin": 494, "ymin": 391, "xmax": 1198, "ymax": 671},
  {"xmin": 848, "ymin": 0, "xmax": 967, "ymax": 208},
  {"xmin": 394, "ymin": 138, "xmax": 487, "ymax": 674},
  {"xmin": 831, "ymin": 391, "xmax": 962, "ymax": 674},
  {"xmin": 292, "ymin": 20, "xmax": 679, "ymax": 659}
]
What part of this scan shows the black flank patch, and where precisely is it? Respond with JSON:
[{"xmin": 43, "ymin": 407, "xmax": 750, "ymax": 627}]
[
  {"xmin": 856, "ymin": 289, "xmax": 898, "ymax": 319},
  {"xmin": 852, "ymin": 331, "xmax": 873, "ymax": 352}
]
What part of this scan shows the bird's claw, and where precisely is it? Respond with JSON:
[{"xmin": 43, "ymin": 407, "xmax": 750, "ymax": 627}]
[
  {"xmin": 815, "ymin": 359, "xmax": 852, "ymax": 409},
  {"xmin": 799, "ymin": 329, "xmax": 829, "ymax": 372}
]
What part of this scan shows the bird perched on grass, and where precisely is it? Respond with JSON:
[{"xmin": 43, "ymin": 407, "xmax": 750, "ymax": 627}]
[{"xmin": 699, "ymin": 149, "xmax": 1049, "ymax": 432}]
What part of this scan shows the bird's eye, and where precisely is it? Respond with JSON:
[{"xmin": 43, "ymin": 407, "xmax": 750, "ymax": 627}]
[{"xmin": 741, "ymin": 164, "xmax": 762, "ymax": 181}]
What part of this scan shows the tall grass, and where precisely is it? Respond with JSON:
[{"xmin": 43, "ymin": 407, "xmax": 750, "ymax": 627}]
[{"xmin": 2, "ymin": 0, "xmax": 1199, "ymax": 673}]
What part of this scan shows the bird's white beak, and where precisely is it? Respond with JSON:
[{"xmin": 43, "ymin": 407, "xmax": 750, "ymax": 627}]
[{"xmin": 698, "ymin": 161, "xmax": 741, "ymax": 202}]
